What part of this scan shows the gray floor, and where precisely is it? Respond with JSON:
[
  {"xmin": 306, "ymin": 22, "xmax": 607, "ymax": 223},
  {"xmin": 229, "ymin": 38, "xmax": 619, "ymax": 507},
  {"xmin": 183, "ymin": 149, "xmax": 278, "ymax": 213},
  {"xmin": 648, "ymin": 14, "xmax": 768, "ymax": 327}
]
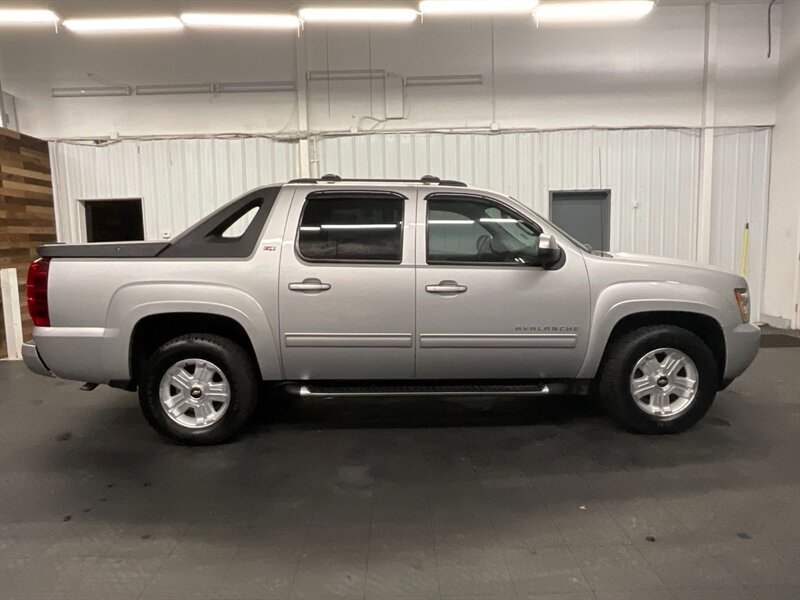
[{"xmin": 1, "ymin": 348, "xmax": 798, "ymax": 600}]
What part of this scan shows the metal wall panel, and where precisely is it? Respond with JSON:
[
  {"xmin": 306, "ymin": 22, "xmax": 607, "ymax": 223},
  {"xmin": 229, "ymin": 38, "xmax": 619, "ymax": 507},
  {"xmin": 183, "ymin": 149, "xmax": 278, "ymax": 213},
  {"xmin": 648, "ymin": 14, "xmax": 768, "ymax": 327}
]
[
  {"xmin": 49, "ymin": 127, "xmax": 771, "ymax": 319},
  {"xmin": 709, "ymin": 127, "xmax": 771, "ymax": 320},
  {"xmin": 316, "ymin": 128, "xmax": 770, "ymax": 317},
  {"xmin": 49, "ymin": 137, "xmax": 296, "ymax": 243},
  {"xmin": 316, "ymin": 129, "xmax": 701, "ymax": 260}
]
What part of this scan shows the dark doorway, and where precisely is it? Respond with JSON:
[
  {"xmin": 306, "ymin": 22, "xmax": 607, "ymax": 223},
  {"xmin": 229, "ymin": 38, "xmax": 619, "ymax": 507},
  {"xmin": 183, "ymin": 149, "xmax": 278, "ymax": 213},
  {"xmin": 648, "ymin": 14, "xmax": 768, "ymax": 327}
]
[
  {"xmin": 83, "ymin": 199, "xmax": 144, "ymax": 243},
  {"xmin": 550, "ymin": 190, "xmax": 611, "ymax": 252}
]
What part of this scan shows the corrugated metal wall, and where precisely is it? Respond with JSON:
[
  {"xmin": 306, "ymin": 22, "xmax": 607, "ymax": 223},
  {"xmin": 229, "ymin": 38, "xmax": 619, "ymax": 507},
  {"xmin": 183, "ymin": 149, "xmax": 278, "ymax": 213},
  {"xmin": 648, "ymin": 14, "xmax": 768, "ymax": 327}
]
[
  {"xmin": 709, "ymin": 127, "xmax": 771, "ymax": 321},
  {"xmin": 49, "ymin": 137, "xmax": 297, "ymax": 243},
  {"xmin": 315, "ymin": 129, "xmax": 702, "ymax": 261},
  {"xmin": 315, "ymin": 128, "xmax": 770, "ymax": 317},
  {"xmin": 49, "ymin": 127, "xmax": 771, "ymax": 318}
]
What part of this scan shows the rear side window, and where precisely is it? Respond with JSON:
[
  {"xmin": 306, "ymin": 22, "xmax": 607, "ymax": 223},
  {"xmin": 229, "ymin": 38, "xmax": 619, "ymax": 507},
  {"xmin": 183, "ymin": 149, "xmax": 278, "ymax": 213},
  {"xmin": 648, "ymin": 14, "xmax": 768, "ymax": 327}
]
[{"xmin": 297, "ymin": 195, "xmax": 404, "ymax": 263}]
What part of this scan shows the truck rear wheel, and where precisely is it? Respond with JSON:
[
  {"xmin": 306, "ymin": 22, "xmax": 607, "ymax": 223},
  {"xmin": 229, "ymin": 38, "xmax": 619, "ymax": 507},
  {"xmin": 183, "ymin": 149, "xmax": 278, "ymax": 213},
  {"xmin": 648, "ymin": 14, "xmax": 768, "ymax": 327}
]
[
  {"xmin": 138, "ymin": 334, "xmax": 259, "ymax": 445},
  {"xmin": 597, "ymin": 325, "xmax": 718, "ymax": 434}
]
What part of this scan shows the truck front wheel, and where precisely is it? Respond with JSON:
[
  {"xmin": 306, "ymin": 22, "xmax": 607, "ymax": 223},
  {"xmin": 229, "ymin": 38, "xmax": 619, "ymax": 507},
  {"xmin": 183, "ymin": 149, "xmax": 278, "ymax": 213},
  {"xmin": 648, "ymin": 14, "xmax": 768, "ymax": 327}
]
[
  {"xmin": 597, "ymin": 325, "xmax": 718, "ymax": 434},
  {"xmin": 138, "ymin": 334, "xmax": 259, "ymax": 445}
]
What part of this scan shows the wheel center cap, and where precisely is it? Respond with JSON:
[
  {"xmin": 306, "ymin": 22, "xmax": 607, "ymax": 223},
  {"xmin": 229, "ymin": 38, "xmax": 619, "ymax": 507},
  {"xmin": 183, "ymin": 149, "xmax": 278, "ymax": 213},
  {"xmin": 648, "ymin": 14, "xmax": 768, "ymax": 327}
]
[
  {"xmin": 190, "ymin": 387, "xmax": 203, "ymax": 399},
  {"xmin": 656, "ymin": 376, "xmax": 669, "ymax": 388}
]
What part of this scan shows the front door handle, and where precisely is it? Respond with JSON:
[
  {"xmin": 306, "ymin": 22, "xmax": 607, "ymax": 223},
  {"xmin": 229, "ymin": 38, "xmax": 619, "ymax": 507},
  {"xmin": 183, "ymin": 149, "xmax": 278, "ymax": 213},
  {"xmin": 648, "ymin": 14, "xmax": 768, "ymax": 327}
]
[
  {"xmin": 425, "ymin": 280, "xmax": 468, "ymax": 294},
  {"xmin": 288, "ymin": 278, "xmax": 331, "ymax": 293}
]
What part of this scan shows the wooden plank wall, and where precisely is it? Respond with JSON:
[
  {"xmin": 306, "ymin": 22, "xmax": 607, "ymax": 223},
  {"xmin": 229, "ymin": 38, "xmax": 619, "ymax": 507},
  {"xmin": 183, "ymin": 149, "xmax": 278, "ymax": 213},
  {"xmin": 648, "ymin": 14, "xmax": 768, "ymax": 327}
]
[{"xmin": 0, "ymin": 128, "xmax": 56, "ymax": 358}]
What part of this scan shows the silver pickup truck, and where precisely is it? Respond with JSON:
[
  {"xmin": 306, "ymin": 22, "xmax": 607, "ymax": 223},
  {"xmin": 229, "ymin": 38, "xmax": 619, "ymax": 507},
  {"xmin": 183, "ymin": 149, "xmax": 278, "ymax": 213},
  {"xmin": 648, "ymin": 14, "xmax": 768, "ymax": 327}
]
[{"xmin": 23, "ymin": 175, "xmax": 760, "ymax": 444}]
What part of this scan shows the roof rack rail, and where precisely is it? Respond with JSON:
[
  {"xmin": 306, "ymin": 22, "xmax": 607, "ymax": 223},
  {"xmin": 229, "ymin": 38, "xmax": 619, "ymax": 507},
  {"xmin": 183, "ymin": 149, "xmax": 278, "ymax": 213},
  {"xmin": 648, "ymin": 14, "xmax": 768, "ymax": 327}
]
[{"xmin": 288, "ymin": 174, "xmax": 467, "ymax": 187}]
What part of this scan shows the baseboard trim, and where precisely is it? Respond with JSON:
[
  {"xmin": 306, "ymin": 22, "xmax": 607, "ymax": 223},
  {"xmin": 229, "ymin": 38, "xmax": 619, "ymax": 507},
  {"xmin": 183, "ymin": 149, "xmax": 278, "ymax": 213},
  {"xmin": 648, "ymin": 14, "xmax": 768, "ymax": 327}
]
[{"xmin": 760, "ymin": 314, "xmax": 793, "ymax": 329}]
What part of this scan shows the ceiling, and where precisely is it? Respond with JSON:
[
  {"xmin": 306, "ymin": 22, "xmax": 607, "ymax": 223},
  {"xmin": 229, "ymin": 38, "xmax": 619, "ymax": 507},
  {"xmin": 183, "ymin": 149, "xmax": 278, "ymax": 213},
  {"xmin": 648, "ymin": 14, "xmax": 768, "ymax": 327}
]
[
  {"xmin": 9, "ymin": 0, "xmax": 780, "ymax": 19},
  {"xmin": 0, "ymin": 0, "xmax": 778, "ymax": 97}
]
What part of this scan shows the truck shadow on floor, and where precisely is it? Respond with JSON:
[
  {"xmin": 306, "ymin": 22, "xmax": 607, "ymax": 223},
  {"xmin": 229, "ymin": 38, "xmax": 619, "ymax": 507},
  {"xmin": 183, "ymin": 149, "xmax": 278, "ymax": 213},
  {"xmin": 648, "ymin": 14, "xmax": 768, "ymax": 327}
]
[{"xmin": 255, "ymin": 392, "xmax": 606, "ymax": 431}]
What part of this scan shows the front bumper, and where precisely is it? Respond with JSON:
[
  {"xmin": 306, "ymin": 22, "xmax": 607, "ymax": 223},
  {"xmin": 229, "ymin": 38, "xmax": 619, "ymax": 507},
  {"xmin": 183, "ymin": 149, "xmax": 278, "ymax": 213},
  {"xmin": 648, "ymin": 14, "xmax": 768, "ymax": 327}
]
[
  {"xmin": 723, "ymin": 323, "xmax": 761, "ymax": 380},
  {"xmin": 21, "ymin": 340, "xmax": 54, "ymax": 378}
]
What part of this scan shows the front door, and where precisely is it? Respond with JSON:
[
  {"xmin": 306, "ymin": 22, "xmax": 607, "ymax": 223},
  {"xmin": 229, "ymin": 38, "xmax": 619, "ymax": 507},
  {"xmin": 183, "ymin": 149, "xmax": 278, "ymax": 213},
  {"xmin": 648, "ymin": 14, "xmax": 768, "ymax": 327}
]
[
  {"xmin": 415, "ymin": 192, "xmax": 591, "ymax": 379},
  {"xmin": 279, "ymin": 187, "xmax": 416, "ymax": 379}
]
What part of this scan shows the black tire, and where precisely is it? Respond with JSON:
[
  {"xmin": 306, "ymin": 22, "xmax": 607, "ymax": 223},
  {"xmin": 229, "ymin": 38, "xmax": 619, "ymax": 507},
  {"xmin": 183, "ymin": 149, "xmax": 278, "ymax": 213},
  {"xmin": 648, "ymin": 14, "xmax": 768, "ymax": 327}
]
[
  {"xmin": 596, "ymin": 325, "xmax": 718, "ymax": 434},
  {"xmin": 138, "ymin": 334, "xmax": 259, "ymax": 445}
]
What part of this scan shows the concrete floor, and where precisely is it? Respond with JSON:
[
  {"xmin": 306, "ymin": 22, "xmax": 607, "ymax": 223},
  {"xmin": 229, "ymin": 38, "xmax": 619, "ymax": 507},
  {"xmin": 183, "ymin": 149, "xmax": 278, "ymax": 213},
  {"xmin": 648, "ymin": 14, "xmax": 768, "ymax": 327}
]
[{"xmin": 1, "ymin": 348, "xmax": 798, "ymax": 600}]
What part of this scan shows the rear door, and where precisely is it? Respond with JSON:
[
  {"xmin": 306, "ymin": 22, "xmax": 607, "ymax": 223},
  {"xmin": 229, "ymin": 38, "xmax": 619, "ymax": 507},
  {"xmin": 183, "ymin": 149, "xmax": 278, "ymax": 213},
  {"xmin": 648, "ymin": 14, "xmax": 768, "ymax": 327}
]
[
  {"xmin": 279, "ymin": 186, "xmax": 416, "ymax": 379},
  {"xmin": 415, "ymin": 191, "xmax": 591, "ymax": 379}
]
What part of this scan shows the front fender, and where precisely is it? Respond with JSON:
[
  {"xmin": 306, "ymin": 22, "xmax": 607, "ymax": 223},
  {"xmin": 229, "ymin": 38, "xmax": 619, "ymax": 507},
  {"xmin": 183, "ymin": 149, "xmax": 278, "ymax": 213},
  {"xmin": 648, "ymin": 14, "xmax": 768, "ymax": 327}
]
[
  {"xmin": 104, "ymin": 281, "xmax": 281, "ymax": 381},
  {"xmin": 577, "ymin": 281, "xmax": 726, "ymax": 379}
]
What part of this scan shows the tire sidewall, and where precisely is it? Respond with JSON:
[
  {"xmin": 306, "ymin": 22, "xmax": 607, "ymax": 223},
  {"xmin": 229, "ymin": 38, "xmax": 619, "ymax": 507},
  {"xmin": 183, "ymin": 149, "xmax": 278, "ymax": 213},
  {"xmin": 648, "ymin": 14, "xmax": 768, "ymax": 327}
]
[
  {"xmin": 139, "ymin": 335, "xmax": 257, "ymax": 444},
  {"xmin": 602, "ymin": 327, "xmax": 718, "ymax": 433}
]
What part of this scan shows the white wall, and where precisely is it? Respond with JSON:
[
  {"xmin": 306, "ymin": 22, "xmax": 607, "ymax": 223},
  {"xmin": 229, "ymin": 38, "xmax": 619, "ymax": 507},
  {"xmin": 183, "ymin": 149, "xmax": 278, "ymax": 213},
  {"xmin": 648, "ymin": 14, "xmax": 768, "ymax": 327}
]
[
  {"xmin": 49, "ymin": 138, "xmax": 296, "ymax": 243},
  {"xmin": 763, "ymin": 1, "xmax": 800, "ymax": 328},
  {"xmin": 0, "ymin": 3, "xmax": 781, "ymax": 139},
  {"xmin": 6, "ymin": 1, "xmax": 791, "ymax": 323},
  {"xmin": 316, "ymin": 129, "xmax": 701, "ymax": 260},
  {"xmin": 709, "ymin": 127, "xmax": 772, "ymax": 321},
  {"xmin": 50, "ymin": 125, "xmax": 772, "ymax": 318},
  {"xmin": 316, "ymin": 127, "xmax": 770, "ymax": 318}
]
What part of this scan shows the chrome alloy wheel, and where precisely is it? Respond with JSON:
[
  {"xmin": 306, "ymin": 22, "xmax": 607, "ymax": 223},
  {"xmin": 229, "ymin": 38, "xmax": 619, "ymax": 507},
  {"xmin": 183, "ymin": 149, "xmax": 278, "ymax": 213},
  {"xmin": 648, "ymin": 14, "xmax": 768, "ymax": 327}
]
[
  {"xmin": 629, "ymin": 347, "xmax": 699, "ymax": 418},
  {"xmin": 159, "ymin": 359, "xmax": 230, "ymax": 429}
]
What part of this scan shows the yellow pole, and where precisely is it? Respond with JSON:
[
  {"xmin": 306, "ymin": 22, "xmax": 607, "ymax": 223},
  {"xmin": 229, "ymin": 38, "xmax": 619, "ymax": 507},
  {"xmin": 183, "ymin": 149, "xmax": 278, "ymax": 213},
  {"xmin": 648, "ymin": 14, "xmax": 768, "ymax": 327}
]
[{"xmin": 739, "ymin": 222, "xmax": 750, "ymax": 277}]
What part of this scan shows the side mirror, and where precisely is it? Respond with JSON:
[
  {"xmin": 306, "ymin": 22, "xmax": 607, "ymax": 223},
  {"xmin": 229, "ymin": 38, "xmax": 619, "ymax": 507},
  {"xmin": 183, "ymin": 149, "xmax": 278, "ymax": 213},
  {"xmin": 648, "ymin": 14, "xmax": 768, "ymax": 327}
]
[{"xmin": 538, "ymin": 233, "xmax": 562, "ymax": 265}]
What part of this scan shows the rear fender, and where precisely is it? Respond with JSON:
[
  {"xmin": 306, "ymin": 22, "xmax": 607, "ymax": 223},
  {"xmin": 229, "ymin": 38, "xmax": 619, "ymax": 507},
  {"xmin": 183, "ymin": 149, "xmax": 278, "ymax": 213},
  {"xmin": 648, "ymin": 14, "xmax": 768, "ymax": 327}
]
[{"xmin": 105, "ymin": 282, "xmax": 281, "ymax": 381}]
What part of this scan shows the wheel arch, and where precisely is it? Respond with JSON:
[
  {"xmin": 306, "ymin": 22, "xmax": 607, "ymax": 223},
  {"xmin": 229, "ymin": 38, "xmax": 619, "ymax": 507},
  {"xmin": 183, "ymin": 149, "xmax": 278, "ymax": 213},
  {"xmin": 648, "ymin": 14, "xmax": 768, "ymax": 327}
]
[
  {"xmin": 102, "ymin": 281, "xmax": 282, "ymax": 387},
  {"xmin": 578, "ymin": 280, "xmax": 728, "ymax": 379},
  {"xmin": 130, "ymin": 313, "xmax": 245, "ymax": 385},
  {"xmin": 597, "ymin": 311, "xmax": 725, "ymax": 382}
]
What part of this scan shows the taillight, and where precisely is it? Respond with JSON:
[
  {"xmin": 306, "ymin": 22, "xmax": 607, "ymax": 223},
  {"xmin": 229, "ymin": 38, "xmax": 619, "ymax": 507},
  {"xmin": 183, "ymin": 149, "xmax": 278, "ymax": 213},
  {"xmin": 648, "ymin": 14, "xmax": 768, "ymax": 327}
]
[{"xmin": 27, "ymin": 258, "xmax": 50, "ymax": 327}]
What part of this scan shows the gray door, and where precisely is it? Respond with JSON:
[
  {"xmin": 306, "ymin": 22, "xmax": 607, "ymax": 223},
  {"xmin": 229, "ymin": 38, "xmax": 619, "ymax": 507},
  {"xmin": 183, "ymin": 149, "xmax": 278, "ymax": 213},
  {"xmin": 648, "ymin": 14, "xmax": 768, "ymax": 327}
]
[{"xmin": 550, "ymin": 191, "xmax": 610, "ymax": 252}]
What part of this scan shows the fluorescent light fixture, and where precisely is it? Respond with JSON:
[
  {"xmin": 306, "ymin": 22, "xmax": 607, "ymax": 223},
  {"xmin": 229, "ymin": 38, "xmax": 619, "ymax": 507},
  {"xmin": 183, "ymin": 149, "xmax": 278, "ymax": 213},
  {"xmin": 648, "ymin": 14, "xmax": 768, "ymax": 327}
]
[
  {"xmin": 63, "ymin": 16, "xmax": 184, "ymax": 33},
  {"xmin": 180, "ymin": 13, "xmax": 299, "ymax": 29},
  {"xmin": 405, "ymin": 74, "xmax": 483, "ymax": 86},
  {"xmin": 52, "ymin": 86, "xmax": 131, "ymax": 98},
  {"xmin": 308, "ymin": 69, "xmax": 386, "ymax": 81},
  {"xmin": 301, "ymin": 224, "xmax": 398, "ymax": 230},
  {"xmin": 320, "ymin": 224, "xmax": 398, "ymax": 230},
  {"xmin": 0, "ymin": 8, "xmax": 59, "ymax": 24},
  {"xmin": 535, "ymin": 1, "xmax": 654, "ymax": 24},
  {"xmin": 419, "ymin": 1, "xmax": 538, "ymax": 16},
  {"xmin": 136, "ymin": 83, "xmax": 213, "ymax": 95},
  {"xmin": 299, "ymin": 7, "xmax": 418, "ymax": 24},
  {"xmin": 218, "ymin": 81, "xmax": 296, "ymax": 93}
]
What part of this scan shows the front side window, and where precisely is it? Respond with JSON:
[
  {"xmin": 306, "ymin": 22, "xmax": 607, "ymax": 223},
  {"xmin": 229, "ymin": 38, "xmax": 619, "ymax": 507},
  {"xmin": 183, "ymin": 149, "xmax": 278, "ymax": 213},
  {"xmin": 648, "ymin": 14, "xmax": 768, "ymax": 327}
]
[
  {"xmin": 297, "ymin": 195, "xmax": 404, "ymax": 262},
  {"xmin": 427, "ymin": 196, "xmax": 541, "ymax": 265}
]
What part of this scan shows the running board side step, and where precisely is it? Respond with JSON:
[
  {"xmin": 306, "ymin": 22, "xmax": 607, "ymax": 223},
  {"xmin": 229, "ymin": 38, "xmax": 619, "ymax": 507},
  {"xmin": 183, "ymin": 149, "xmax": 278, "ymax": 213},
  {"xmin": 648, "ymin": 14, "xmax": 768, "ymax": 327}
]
[{"xmin": 282, "ymin": 382, "xmax": 567, "ymax": 398}]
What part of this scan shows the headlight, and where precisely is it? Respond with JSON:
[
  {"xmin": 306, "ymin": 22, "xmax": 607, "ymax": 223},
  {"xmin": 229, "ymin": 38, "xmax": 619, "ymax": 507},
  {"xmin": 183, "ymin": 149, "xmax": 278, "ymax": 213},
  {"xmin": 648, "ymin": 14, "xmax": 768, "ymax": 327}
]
[{"xmin": 734, "ymin": 288, "xmax": 750, "ymax": 323}]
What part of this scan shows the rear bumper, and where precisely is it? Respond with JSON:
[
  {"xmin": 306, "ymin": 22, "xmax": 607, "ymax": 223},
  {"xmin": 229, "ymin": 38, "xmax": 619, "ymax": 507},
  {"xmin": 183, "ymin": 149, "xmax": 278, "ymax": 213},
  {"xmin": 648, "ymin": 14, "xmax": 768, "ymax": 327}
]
[
  {"xmin": 723, "ymin": 323, "xmax": 760, "ymax": 380},
  {"xmin": 21, "ymin": 340, "xmax": 54, "ymax": 378},
  {"xmin": 31, "ymin": 326, "xmax": 126, "ymax": 384}
]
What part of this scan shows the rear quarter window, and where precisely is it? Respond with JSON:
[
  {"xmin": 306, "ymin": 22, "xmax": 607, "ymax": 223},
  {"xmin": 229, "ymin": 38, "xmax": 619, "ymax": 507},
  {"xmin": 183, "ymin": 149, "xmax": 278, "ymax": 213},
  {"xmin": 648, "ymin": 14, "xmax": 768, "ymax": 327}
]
[{"xmin": 159, "ymin": 186, "xmax": 280, "ymax": 258}]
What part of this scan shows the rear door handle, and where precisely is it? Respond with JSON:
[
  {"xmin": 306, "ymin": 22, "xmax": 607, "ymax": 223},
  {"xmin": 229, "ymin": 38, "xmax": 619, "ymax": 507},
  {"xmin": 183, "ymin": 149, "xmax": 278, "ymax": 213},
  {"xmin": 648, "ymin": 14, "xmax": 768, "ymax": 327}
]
[
  {"xmin": 288, "ymin": 278, "xmax": 331, "ymax": 292},
  {"xmin": 425, "ymin": 280, "xmax": 468, "ymax": 294}
]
